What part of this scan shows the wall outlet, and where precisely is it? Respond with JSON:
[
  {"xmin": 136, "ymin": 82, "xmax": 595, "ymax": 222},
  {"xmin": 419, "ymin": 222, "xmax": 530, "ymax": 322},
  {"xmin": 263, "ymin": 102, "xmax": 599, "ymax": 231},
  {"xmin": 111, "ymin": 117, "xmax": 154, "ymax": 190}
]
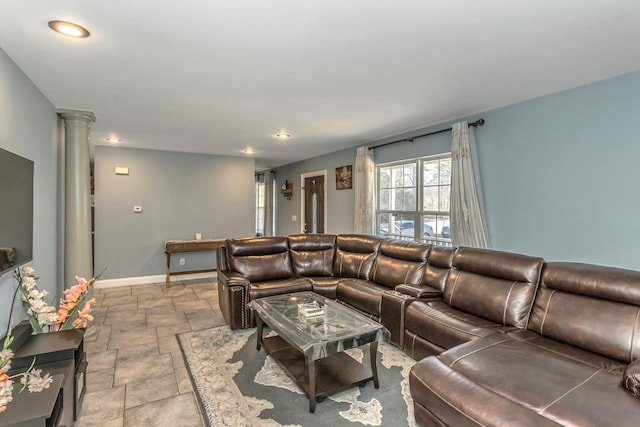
[
  {"xmin": 292, "ymin": 215, "xmax": 297, "ymax": 222},
  {"xmin": 195, "ymin": 233, "xmax": 202, "ymax": 240},
  {"xmin": 179, "ymin": 258, "xmax": 186, "ymax": 266}
]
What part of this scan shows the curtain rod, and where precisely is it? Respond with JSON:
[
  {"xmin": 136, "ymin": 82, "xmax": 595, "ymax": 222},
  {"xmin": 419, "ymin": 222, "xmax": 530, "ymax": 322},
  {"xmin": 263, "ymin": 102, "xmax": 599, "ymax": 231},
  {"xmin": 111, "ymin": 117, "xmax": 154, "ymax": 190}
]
[{"xmin": 368, "ymin": 118, "xmax": 485, "ymax": 151}]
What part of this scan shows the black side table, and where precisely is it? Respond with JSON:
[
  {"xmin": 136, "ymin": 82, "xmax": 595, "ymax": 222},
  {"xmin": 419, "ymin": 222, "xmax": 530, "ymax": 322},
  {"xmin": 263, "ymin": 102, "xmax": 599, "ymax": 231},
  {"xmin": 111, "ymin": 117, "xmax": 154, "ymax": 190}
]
[
  {"xmin": 6, "ymin": 325, "xmax": 87, "ymax": 426},
  {"xmin": 0, "ymin": 373, "xmax": 65, "ymax": 427}
]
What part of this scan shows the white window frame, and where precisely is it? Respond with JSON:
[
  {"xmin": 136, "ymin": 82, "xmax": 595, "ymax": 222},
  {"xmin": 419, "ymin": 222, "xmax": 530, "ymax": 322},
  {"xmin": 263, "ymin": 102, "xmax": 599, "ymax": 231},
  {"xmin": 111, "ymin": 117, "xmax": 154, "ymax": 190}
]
[
  {"xmin": 255, "ymin": 179, "xmax": 265, "ymax": 236},
  {"xmin": 375, "ymin": 153, "xmax": 452, "ymax": 246}
]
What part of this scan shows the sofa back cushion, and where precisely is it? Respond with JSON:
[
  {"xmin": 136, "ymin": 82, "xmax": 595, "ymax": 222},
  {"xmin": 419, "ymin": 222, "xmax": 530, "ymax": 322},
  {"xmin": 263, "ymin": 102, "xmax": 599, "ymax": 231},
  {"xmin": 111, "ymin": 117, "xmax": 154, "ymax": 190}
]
[
  {"xmin": 288, "ymin": 234, "xmax": 336, "ymax": 277},
  {"xmin": 333, "ymin": 234, "xmax": 382, "ymax": 280},
  {"xmin": 225, "ymin": 237, "xmax": 293, "ymax": 282},
  {"xmin": 529, "ymin": 262, "xmax": 640, "ymax": 363},
  {"xmin": 370, "ymin": 239, "xmax": 429, "ymax": 288},
  {"xmin": 444, "ymin": 247, "xmax": 544, "ymax": 329},
  {"xmin": 423, "ymin": 246, "xmax": 456, "ymax": 292}
]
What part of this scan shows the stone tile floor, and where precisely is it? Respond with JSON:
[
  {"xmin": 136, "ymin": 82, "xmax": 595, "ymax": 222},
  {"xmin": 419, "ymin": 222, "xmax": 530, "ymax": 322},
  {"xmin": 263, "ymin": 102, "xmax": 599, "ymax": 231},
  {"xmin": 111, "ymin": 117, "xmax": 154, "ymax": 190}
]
[{"xmin": 77, "ymin": 278, "xmax": 226, "ymax": 427}]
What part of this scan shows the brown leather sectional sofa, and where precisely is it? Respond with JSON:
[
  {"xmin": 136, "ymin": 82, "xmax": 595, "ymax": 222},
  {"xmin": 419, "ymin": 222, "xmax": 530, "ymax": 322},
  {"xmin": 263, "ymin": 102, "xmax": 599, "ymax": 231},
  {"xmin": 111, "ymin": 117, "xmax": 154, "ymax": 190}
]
[{"xmin": 217, "ymin": 234, "xmax": 640, "ymax": 426}]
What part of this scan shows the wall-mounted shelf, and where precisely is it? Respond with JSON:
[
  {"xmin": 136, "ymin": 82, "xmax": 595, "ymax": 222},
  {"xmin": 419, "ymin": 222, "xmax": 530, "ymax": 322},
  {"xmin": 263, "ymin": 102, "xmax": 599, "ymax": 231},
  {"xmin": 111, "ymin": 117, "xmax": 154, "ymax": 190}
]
[{"xmin": 281, "ymin": 180, "xmax": 293, "ymax": 200}]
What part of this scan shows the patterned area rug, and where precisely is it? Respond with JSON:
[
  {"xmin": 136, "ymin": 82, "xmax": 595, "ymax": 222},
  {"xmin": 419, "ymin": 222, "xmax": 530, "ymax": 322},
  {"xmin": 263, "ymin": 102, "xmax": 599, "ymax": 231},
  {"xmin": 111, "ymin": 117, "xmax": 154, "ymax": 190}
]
[{"xmin": 177, "ymin": 326, "xmax": 418, "ymax": 427}]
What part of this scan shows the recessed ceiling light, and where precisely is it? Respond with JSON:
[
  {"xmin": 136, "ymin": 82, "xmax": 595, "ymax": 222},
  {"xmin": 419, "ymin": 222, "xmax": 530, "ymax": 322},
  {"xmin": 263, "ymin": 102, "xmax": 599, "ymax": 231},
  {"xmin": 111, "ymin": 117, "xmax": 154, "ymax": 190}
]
[
  {"xmin": 276, "ymin": 133, "xmax": 291, "ymax": 139},
  {"xmin": 105, "ymin": 138, "xmax": 121, "ymax": 143},
  {"xmin": 243, "ymin": 147, "xmax": 254, "ymax": 154},
  {"xmin": 48, "ymin": 20, "xmax": 90, "ymax": 38}
]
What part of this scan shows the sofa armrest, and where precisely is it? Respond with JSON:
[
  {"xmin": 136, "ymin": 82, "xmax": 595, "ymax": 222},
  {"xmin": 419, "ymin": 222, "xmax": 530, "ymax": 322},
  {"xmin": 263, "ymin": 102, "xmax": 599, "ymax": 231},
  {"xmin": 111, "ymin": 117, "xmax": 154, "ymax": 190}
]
[
  {"xmin": 624, "ymin": 358, "xmax": 640, "ymax": 397},
  {"xmin": 217, "ymin": 269, "xmax": 250, "ymax": 329},
  {"xmin": 218, "ymin": 269, "xmax": 250, "ymax": 286},
  {"xmin": 395, "ymin": 284, "xmax": 442, "ymax": 299}
]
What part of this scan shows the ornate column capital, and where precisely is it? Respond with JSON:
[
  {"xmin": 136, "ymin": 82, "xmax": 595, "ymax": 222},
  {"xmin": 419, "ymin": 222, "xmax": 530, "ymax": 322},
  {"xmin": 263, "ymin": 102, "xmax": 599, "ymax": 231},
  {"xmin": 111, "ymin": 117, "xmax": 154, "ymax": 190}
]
[{"xmin": 56, "ymin": 108, "xmax": 96, "ymax": 125}]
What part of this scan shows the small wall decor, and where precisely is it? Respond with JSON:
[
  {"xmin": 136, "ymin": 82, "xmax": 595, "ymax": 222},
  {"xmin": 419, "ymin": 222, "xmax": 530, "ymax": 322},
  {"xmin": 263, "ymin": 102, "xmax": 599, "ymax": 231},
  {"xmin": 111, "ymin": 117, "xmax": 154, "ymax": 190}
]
[
  {"xmin": 280, "ymin": 180, "xmax": 293, "ymax": 200},
  {"xmin": 336, "ymin": 165, "xmax": 353, "ymax": 190}
]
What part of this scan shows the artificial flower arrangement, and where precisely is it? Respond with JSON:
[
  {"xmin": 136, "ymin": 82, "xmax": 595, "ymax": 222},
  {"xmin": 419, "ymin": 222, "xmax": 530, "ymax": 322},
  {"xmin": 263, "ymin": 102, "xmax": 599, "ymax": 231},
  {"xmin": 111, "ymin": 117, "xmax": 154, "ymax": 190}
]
[
  {"xmin": 0, "ymin": 329, "xmax": 53, "ymax": 413},
  {"xmin": 0, "ymin": 266, "xmax": 100, "ymax": 413},
  {"xmin": 15, "ymin": 266, "xmax": 98, "ymax": 333}
]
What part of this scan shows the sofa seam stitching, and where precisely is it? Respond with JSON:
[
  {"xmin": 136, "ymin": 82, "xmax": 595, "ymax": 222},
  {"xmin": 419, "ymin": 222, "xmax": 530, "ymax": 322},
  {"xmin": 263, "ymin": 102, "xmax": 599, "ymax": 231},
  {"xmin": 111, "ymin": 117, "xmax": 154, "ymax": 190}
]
[
  {"xmin": 448, "ymin": 270, "xmax": 460, "ymax": 306},
  {"xmin": 503, "ymin": 281, "xmax": 517, "ymax": 325},
  {"xmin": 631, "ymin": 308, "xmax": 640, "ymax": 361},
  {"xmin": 539, "ymin": 369, "xmax": 602, "ymax": 414},
  {"xmin": 539, "ymin": 289, "xmax": 556, "ymax": 335},
  {"xmin": 448, "ymin": 337, "xmax": 511, "ymax": 367},
  {"xmin": 521, "ymin": 339, "xmax": 617, "ymax": 371}
]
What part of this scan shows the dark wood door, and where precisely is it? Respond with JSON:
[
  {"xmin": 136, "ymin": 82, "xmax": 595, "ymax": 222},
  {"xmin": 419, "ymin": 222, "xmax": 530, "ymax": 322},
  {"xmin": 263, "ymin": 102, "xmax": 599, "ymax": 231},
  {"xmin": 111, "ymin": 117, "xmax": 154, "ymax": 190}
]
[{"xmin": 304, "ymin": 175, "xmax": 325, "ymax": 233}]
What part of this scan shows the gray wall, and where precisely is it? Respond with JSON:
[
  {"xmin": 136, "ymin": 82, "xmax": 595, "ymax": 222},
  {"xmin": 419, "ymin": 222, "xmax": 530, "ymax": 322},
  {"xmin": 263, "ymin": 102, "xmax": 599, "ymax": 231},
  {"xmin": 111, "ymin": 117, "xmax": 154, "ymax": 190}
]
[
  {"xmin": 273, "ymin": 146, "xmax": 358, "ymax": 236},
  {"xmin": 0, "ymin": 48, "xmax": 61, "ymax": 330},
  {"xmin": 274, "ymin": 70, "xmax": 640, "ymax": 270},
  {"xmin": 94, "ymin": 146, "xmax": 255, "ymax": 280},
  {"xmin": 477, "ymin": 71, "xmax": 640, "ymax": 269}
]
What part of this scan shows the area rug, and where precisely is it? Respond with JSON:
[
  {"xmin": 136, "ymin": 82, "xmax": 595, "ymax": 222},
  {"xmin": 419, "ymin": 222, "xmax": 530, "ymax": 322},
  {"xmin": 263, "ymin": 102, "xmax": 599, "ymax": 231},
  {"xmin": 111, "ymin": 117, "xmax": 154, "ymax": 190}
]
[{"xmin": 177, "ymin": 326, "xmax": 418, "ymax": 427}]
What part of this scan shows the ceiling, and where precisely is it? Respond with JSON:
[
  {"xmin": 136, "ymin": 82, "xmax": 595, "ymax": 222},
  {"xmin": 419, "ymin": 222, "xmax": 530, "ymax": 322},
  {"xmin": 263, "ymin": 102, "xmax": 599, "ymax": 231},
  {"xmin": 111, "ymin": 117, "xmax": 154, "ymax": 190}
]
[{"xmin": 2, "ymin": 1, "xmax": 640, "ymax": 170}]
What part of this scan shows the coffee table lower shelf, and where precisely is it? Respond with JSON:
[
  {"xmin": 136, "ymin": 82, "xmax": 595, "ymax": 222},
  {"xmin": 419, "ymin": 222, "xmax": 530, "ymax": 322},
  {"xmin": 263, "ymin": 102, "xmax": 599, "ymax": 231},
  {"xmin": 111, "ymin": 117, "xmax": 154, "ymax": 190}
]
[{"xmin": 261, "ymin": 335, "xmax": 378, "ymax": 413}]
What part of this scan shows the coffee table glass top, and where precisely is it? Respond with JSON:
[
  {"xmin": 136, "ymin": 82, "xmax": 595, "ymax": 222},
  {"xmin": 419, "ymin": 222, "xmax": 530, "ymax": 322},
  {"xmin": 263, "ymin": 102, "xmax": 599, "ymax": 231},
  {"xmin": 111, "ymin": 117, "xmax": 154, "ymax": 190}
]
[{"xmin": 249, "ymin": 291, "xmax": 388, "ymax": 361}]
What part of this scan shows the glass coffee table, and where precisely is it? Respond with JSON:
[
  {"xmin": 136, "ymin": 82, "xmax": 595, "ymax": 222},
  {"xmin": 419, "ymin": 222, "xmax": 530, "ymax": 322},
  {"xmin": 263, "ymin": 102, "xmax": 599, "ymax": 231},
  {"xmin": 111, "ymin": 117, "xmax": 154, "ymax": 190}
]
[{"xmin": 249, "ymin": 291, "xmax": 388, "ymax": 412}]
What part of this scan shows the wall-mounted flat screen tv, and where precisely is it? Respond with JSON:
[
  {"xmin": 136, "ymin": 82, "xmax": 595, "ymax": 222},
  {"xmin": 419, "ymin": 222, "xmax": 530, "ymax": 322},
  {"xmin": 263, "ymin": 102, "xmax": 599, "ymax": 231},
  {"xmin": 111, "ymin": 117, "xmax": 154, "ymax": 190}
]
[{"xmin": 0, "ymin": 148, "xmax": 34, "ymax": 276}]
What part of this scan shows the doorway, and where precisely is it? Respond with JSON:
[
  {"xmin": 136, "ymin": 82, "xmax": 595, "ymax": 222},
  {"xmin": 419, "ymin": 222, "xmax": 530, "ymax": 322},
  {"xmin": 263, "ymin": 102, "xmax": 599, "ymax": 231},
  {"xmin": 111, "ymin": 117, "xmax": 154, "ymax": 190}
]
[{"xmin": 301, "ymin": 171, "xmax": 327, "ymax": 233}]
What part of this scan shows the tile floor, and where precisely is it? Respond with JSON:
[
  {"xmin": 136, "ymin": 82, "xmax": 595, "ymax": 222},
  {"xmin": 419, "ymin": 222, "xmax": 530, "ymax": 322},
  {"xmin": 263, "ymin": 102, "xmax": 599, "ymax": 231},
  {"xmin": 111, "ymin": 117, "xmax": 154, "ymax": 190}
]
[{"xmin": 77, "ymin": 277, "xmax": 226, "ymax": 427}]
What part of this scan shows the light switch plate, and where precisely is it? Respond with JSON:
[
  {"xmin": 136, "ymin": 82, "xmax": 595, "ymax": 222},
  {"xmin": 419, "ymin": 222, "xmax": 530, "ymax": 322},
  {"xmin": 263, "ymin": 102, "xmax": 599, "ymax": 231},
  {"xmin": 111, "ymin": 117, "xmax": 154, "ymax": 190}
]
[
  {"xmin": 133, "ymin": 205, "xmax": 143, "ymax": 213},
  {"xmin": 115, "ymin": 167, "xmax": 129, "ymax": 175}
]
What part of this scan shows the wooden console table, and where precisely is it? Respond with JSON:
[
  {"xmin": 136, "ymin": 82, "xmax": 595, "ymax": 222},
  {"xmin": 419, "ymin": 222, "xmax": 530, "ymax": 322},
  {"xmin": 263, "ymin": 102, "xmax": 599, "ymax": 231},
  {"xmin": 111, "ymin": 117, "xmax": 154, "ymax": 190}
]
[{"xmin": 164, "ymin": 239, "xmax": 225, "ymax": 288}]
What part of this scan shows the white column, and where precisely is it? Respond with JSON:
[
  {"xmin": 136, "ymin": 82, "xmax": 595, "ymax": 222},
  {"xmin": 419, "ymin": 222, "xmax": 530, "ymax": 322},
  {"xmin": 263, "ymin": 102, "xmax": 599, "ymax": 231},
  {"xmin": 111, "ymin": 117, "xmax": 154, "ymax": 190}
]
[{"xmin": 58, "ymin": 109, "xmax": 95, "ymax": 286}]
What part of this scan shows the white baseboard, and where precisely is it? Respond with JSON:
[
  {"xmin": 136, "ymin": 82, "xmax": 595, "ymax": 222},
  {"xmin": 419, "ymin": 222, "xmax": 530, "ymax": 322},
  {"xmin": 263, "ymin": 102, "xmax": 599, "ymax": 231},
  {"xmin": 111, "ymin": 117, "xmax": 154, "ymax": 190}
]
[{"xmin": 95, "ymin": 271, "xmax": 217, "ymax": 289}]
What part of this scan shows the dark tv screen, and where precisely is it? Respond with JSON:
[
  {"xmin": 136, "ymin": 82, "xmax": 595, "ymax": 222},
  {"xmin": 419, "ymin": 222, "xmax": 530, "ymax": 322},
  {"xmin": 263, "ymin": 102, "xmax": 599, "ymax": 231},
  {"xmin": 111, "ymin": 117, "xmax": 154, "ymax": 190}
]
[{"xmin": 0, "ymin": 148, "xmax": 34, "ymax": 276}]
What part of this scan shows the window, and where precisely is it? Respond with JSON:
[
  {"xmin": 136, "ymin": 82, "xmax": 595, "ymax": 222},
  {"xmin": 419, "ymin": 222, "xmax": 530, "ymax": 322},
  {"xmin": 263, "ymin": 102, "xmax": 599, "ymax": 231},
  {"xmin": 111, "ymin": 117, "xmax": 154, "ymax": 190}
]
[
  {"xmin": 376, "ymin": 155, "xmax": 452, "ymax": 246},
  {"xmin": 255, "ymin": 178, "xmax": 265, "ymax": 236}
]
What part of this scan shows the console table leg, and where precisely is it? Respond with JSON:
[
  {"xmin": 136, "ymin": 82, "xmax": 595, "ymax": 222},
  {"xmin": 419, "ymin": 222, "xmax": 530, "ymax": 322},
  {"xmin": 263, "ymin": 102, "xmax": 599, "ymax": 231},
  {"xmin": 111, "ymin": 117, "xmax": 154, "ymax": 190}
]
[
  {"xmin": 165, "ymin": 252, "xmax": 171, "ymax": 288},
  {"xmin": 370, "ymin": 341, "xmax": 379, "ymax": 389},
  {"xmin": 308, "ymin": 360, "xmax": 317, "ymax": 413},
  {"xmin": 256, "ymin": 316, "xmax": 264, "ymax": 351}
]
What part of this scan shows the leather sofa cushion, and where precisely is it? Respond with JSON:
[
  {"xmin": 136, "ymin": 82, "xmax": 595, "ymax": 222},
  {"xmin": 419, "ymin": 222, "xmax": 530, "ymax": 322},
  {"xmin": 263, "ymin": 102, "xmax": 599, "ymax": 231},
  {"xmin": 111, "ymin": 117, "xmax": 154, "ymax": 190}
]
[
  {"xmin": 370, "ymin": 240, "xmax": 428, "ymax": 287},
  {"xmin": 249, "ymin": 277, "xmax": 313, "ymax": 300},
  {"xmin": 507, "ymin": 329, "xmax": 627, "ymax": 374},
  {"xmin": 226, "ymin": 237, "xmax": 294, "ymax": 282},
  {"xmin": 336, "ymin": 278, "xmax": 387, "ymax": 317},
  {"xmin": 288, "ymin": 234, "xmax": 336, "ymax": 277},
  {"xmin": 410, "ymin": 355, "xmax": 562, "ymax": 427},
  {"xmin": 404, "ymin": 301, "xmax": 510, "ymax": 351},
  {"xmin": 227, "ymin": 236, "xmax": 289, "ymax": 257},
  {"xmin": 422, "ymin": 246, "xmax": 455, "ymax": 292},
  {"xmin": 444, "ymin": 247, "xmax": 544, "ymax": 329},
  {"xmin": 308, "ymin": 276, "xmax": 340, "ymax": 299},
  {"xmin": 333, "ymin": 235, "xmax": 381, "ymax": 280},
  {"xmin": 529, "ymin": 262, "xmax": 640, "ymax": 363},
  {"xmin": 416, "ymin": 334, "xmax": 640, "ymax": 427}
]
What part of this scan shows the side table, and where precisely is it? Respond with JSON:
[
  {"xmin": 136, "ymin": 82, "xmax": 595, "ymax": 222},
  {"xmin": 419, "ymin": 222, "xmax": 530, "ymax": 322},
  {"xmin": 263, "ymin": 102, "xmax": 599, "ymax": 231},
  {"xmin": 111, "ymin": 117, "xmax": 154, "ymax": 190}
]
[
  {"xmin": 0, "ymin": 373, "xmax": 65, "ymax": 427},
  {"xmin": 8, "ymin": 326, "xmax": 87, "ymax": 426}
]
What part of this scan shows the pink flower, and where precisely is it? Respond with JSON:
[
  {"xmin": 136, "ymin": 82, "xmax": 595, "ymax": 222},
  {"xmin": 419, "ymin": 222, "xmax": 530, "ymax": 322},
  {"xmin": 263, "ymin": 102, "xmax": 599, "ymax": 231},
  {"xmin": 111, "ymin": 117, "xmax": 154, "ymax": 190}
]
[
  {"xmin": 62, "ymin": 285, "xmax": 83, "ymax": 304},
  {"xmin": 72, "ymin": 298, "xmax": 96, "ymax": 328},
  {"xmin": 75, "ymin": 276, "xmax": 89, "ymax": 292}
]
